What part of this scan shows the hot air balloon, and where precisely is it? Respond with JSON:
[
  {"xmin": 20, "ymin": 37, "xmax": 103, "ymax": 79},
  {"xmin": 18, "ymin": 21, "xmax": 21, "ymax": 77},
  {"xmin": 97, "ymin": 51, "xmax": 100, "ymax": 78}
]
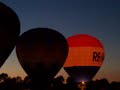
[
  {"xmin": 0, "ymin": 2, "xmax": 20, "ymax": 67},
  {"xmin": 64, "ymin": 34, "xmax": 104, "ymax": 83},
  {"xmin": 16, "ymin": 28, "xmax": 68, "ymax": 89}
]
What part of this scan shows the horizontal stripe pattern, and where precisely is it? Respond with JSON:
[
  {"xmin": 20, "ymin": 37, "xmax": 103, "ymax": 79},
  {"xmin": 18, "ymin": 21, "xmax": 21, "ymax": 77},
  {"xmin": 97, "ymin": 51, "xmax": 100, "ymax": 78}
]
[
  {"xmin": 64, "ymin": 47, "xmax": 104, "ymax": 67},
  {"xmin": 67, "ymin": 34, "xmax": 103, "ymax": 48}
]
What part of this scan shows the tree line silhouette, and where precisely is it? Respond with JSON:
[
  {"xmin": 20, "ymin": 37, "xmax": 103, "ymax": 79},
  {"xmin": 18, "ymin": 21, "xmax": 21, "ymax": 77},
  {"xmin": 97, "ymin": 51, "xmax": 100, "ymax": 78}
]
[{"xmin": 0, "ymin": 73, "xmax": 120, "ymax": 90}]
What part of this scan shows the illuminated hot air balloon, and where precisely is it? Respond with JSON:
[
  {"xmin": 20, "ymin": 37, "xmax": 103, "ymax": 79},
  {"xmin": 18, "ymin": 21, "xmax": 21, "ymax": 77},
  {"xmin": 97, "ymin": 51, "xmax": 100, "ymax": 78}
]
[
  {"xmin": 64, "ymin": 34, "xmax": 104, "ymax": 83},
  {"xmin": 0, "ymin": 2, "xmax": 20, "ymax": 67},
  {"xmin": 16, "ymin": 28, "xmax": 68, "ymax": 89}
]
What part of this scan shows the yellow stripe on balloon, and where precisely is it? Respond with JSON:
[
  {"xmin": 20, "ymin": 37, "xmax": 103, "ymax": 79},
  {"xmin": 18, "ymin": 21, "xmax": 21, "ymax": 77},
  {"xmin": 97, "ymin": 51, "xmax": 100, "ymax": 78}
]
[{"xmin": 64, "ymin": 47, "xmax": 104, "ymax": 67}]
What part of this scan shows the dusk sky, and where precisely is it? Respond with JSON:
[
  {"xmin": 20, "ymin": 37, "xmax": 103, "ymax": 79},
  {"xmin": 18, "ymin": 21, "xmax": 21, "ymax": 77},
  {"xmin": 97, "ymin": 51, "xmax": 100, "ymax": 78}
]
[{"xmin": 0, "ymin": 0, "xmax": 120, "ymax": 82}]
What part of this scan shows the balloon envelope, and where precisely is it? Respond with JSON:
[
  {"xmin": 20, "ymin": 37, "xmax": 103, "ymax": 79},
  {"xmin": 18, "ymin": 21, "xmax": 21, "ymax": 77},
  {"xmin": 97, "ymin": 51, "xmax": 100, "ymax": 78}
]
[
  {"xmin": 64, "ymin": 34, "xmax": 104, "ymax": 82},
  {"xmin": 0, "ymin": 2, "xmax": 20, "ymax": 67},
  {"xmin": 16, "ymin": 28, "xmax": 68, "ymax": 81}
]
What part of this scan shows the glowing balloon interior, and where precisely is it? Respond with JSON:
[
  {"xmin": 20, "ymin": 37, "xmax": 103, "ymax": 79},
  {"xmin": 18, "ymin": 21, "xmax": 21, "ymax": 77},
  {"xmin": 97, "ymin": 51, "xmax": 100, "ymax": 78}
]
[
  {"xmin": 16, "ymin": 28, "xmax": 68, "ymax": 82},
  {"xmin": 0, "ymin": 2, "xmax": 20, "ymax": 67},
  {"xmin": 64, "ymin": 34, "xmax": 104, "ymax": 82}
]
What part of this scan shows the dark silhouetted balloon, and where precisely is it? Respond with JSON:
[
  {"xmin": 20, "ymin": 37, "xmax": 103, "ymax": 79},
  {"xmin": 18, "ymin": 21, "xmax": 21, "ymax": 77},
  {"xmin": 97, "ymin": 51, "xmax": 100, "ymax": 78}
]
[
  {"xmin": 0, "ymin": 2, "xmax": 20, "ymax": 67},
  {"xmin": 16, "ymin": 28, "xmax": 68, "ymax": 84},
  {"xmin": 64, "ymin": 34, "xmax": 105, "ymax": 82}
]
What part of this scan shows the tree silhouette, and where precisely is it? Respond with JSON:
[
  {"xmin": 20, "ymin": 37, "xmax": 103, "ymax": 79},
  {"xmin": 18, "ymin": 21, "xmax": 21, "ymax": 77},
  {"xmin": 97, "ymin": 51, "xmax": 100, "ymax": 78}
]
[
  {"xmin": 66, "ymin": 77, "xmax": 79, "ymax": 90},
  {"xmin": 0, "ymin": 73, "xmax": 23, "ymax": 90},
  {"xmin": 0, "ymin": 73, "xmax": 8, "ymax": 83},
  {"xmin": 0, "ymin": 73, "xmax": 120, "ymax": 90},
  {"xmin": 110, "ymin": 81, "xmax": 120, "ymax": 90},
  {"xmin": 23, "ymin": 76, "xmax": 31, "ymax": 89},
  {"xmin": 86, "ymin": 78, "xmax": 110, "ymax": 90},
  {"xmin": 52, "ymin": 76, "xmax": 65, "ymax": 90}
]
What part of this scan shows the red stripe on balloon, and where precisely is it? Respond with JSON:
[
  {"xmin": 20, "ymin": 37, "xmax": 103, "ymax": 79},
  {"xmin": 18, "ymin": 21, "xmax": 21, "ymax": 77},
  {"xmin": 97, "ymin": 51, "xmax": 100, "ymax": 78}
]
[{"xmin": 67, "ymin": 34, "xmax": 103, "ymax": 48}]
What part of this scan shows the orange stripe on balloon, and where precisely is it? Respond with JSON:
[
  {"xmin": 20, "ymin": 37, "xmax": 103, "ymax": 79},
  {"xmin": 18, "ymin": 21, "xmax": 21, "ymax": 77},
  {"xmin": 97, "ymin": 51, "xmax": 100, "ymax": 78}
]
[{"xmin": 64, "ymin": 47, "xmax": 104, "ymax": 67}]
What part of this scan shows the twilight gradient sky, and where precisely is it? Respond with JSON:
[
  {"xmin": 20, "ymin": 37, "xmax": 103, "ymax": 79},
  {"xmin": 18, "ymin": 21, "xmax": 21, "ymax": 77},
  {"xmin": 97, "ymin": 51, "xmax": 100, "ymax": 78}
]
[{"xmin": 0, "ymin": 0, "xmax": 120, "ymax": 82}]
